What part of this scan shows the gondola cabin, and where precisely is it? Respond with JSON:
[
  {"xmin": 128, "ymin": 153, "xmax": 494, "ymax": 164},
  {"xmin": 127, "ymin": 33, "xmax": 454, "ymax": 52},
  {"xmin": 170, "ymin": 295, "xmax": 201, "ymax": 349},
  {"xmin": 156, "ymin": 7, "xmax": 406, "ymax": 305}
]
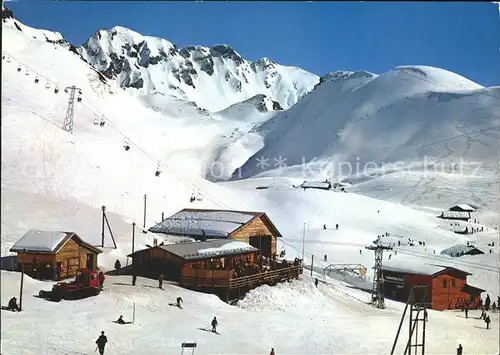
[{"xmin": 9, "ymin": 229, "xmax": 102, "ymax": 281}]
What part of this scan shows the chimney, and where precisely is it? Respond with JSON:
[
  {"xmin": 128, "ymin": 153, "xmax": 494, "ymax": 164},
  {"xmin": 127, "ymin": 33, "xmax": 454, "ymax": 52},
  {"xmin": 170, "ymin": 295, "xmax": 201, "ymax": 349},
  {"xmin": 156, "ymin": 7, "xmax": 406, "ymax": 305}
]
[{"xmin": 153, "ymin": 238, "xmax": 158, "ymax": 247}]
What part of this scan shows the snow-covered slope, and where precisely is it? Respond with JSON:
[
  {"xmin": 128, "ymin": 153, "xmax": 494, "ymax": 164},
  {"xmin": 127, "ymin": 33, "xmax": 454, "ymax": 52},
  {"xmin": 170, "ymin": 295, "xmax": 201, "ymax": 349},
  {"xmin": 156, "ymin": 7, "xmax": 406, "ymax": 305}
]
[
  {"xmin": 78, "ymin": 26, "xmax": 319, "ymax": 112},
  {"xmin": 2, "ymin": 12, "xmax": 500, "ymax": 355},
  {"xmin": 233, "ymin": 65, "xmax": 500, "ymax": 180}
]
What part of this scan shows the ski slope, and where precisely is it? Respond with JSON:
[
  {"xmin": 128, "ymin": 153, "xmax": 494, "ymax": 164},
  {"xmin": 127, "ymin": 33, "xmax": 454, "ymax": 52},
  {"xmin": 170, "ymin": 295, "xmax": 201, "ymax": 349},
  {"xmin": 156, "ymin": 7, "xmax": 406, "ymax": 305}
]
[
  {"xmin": 233, "ymin": 66, "xmax": 500, "ymax": 180},
  {"xmin": 1, "ymin": 8, "xmax": 500, "ymax": 355}
]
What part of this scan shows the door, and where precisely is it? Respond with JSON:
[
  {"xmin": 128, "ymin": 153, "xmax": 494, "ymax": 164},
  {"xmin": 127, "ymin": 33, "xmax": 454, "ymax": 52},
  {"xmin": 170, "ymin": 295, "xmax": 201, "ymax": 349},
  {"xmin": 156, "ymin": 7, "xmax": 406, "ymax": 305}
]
[
  {"xmin": 249, "ymin": 236, "xmax": 272, "ymax": 257},
  {"xmin": 86, "ymin": 253, "xmax": 95, "ymax": 270}
]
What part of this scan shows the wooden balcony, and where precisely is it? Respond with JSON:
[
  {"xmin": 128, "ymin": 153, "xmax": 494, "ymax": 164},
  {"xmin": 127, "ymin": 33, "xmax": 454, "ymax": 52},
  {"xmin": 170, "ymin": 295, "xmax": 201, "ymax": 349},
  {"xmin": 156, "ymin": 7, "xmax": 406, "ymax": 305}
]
[{"xmin": 180, "ymin": 265, "xmax": 303, "ymax": 290}]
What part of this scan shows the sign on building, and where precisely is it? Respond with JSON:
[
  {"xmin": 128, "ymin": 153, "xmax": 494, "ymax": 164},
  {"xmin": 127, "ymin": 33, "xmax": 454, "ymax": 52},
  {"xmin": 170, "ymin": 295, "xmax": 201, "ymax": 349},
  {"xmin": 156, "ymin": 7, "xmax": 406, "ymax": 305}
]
[{"xmin": 383, "ymin": 273, "xmax": 404, "ymax": 286}]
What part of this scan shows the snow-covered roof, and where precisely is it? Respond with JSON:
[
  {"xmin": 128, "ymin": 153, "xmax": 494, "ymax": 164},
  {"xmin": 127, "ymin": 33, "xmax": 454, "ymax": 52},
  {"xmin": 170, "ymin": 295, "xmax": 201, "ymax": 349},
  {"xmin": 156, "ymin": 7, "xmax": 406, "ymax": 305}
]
[
  {"xmin": 381, "ymin": 260, "xmax": 470, "ymax": 276},
  {"xmin": 10, "ymin": 229, "xmax": 70, "ymax": 253},
  {"xmin": 382, "ymin": 260, "xmax": 446, "ymax": 276},
  {"xmin": 440, "ymin": 244, "xmax": 484, "ymax": 257},
  {"xmin": 449, "ymin": 204, "xmax": 476, "ymax": 212},
  {"xmin": 300, "ymin": 181, "xmax": 331, "ymax": 189},
  {"xmin": 148, "ymin": 209, "xmax": 260, "ymax": 238},
  {"xmin": 159, "ymin": 239, "xmax": 258, "ymax": 261}
]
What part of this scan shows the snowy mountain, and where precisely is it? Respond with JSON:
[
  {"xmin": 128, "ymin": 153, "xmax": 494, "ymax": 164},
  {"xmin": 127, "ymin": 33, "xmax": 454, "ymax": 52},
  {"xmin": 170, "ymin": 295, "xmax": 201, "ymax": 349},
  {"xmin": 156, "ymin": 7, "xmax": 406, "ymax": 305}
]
[
  {"xmin": 77, "ymin": 26, "xmax": 319, "ymax": 112},
  {"xmin": 232, "ymin": 65, "xmax": 500, "ymax": 180}
]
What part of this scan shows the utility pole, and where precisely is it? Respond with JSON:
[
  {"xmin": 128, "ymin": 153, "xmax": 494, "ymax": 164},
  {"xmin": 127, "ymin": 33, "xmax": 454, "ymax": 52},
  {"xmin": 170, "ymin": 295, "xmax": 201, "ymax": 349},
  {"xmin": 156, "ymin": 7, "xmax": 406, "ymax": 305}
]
[
  {"xmin": 132, "ymin": 222, "xmax": 136, "ymax": 254},
  {"xmin": 365, "ymin": 244, "xmax": 392, "ymax": 309},
  {"xmin": 19, "ymin": 249, "xmax": 26, "ymax": 311},
  {"xmin": 101, "ymin": 206, "xmax": 106, "ymax": 247},
  {"xmin": 302, "ymin": 222, "xmax": 306, "ymax": 260},
  {"xmin": 63, "ymin": 85, "xmax": 81, "ymax": 134},
  {"xmin": 143, "ymin": 194, "xmax": 147, "ymax": 230}
]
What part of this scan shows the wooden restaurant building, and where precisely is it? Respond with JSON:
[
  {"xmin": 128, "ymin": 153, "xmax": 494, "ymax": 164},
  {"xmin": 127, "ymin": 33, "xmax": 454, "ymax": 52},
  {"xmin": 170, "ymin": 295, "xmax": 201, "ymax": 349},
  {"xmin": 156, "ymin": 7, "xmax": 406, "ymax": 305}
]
[
  {"xmin": 130, "ymin": 208, "xmax": 303, "ymax": 301},
  {"xmin": 147, "ymin": 208, "xmax": 283, "ymax": 258},
  {"xmin": 9, "ymin": 229, "xmax": 102, "ymax": 280},
  {"xmin": 381, "ymin": 261, "xmax": 484, "ymax": 310}
]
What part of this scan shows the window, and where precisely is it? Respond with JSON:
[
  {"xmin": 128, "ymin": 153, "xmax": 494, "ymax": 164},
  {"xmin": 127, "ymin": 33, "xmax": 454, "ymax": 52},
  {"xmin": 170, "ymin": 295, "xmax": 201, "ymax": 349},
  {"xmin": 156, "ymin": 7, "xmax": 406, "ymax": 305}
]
[
  {"xmin": 452, "ymin": 278, "xmax": 456, "ymax": 288},
  {"xmin": 443, "ymin": 279, "xmax": 448, "ymax": 288}
]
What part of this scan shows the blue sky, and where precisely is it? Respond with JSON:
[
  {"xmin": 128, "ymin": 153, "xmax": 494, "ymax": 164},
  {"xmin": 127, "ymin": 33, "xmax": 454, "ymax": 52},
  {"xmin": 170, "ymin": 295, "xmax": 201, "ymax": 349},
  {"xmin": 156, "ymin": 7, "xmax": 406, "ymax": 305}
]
[{"xmin": 6, "ymin": 1, "xmax": 500, "ymax": 86}]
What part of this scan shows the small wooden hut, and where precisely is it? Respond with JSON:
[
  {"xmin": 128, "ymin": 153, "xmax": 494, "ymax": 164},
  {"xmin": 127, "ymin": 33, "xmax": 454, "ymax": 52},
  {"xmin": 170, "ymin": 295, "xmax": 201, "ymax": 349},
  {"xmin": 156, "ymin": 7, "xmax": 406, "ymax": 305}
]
[{"xmin": 9, "ymin": 229, "xmax": 101, "ymax": 280}]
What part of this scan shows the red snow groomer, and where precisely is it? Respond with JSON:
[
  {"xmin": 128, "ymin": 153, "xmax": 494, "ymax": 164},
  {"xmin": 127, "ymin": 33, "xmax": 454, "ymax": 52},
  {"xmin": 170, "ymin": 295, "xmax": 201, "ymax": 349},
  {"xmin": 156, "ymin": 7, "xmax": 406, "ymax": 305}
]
[{"xmin": 38, "ymin": 269, "xmax": 101, "ymax": 302}]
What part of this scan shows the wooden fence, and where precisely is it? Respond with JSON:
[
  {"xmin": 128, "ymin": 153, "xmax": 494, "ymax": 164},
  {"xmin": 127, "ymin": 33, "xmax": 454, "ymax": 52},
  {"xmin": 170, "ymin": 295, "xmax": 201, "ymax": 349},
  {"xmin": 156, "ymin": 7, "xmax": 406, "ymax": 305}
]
[{"xmin": 180, "ymin": 265, "xmax": 303, "ymax": 290}]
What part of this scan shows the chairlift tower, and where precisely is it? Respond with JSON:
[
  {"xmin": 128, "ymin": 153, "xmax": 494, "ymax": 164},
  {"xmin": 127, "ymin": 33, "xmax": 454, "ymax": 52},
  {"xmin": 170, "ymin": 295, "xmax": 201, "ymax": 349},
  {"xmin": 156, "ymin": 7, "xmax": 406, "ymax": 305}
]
[
  {"xmin": 63, "ymin": 85, "xmax": 81, "ymax": 134},
  {"xmin": 365, "ymin": 244, "xmax": 392, "ymax": 309}
]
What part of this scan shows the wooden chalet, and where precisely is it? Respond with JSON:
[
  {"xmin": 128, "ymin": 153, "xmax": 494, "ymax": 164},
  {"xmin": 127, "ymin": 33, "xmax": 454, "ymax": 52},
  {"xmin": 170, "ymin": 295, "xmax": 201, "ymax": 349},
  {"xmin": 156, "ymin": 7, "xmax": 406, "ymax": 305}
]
[
  {"xmin": 440, "ymin": 244, "xmax": 485, "ymax": 258},
  {"xmin": 448, "ymin": 204, "xmax": 476, "ymax": 213},
  {"xmin": 128, "ymin": 239, "xmax": 303, "ymax": 302},
  {"xmin": 382, "ymin": 261, "xmax": 484, "ymax": 310},
  {"xmin": 299, "ymin": 180, "xmax": 332, "ymax": 190},
  {"xmin": 148, "ymin": 208, "xmax": 283, "ymax": 258},
  {"xmin": 9, "ymin": 229, "xmax": 101, "ymax": 281}
]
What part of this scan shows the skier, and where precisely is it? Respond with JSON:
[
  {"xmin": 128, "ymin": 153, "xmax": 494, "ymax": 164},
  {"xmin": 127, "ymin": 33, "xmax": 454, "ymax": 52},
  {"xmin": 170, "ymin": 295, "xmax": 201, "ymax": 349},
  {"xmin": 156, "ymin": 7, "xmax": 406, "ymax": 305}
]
[
  {"xmin": 456, "ymin": 344, "xmax": 463, "ymax": 355},
  {"xmin": 270, "ymin": 348, "xmax": 275, "ymax": 355},
  {"xmin": 114, "ymin": 259, "xmax": 121, "ymax": 273},
  {"xmin": 464, "ymin": 306, "xmax": 468, "ymax": 319},
  {"xmin": 98, "ymin": 271, "xmax": 105, "ymax": 291},
  {"xmin": 323, "ymin": 224, "xmax": 327, "ymax": 230},
  {"xmin": 485, "ymin": 294, "xmax": 491, "ymax": 311},
  {"xmin": 177, "ymin": 297, "xmax": 183, "ymax": 308},
  {"xmin": 211, "ymin": 316, "xmax": 218, "ymax": 333},
  {"xmin": 95, "ymin": 331, "xmax": 107, "ymax": 355},
  {"xmin": 388, "ymin": 254, "xmax": 392, "ymax": 260},
  {"xmin": 7, "ymin": 297, "xmax": 20, "ymax": 312},
  {"xmin": 324, "ymin": 254, "xmax": 327, "ymax": 262},
  {"xmin": 359, "ymin": 249, "xmax": 362, "ymax": 255},
  {"xmin": 485, "ymin": 315, "xmax": 491, "ymax": 329},
  {"xmin": 335, "ymin": 224, "xmax": 339, "ymax": 230},
  {"xmin": 116, "ymin": 315, "xmax": 125, "ymax": 324},
  {"xmin": 158, "ymin": 274, "xmax": 164, "ymax": 289},
  {"xmin": 314, "ymin": 278, "xmax": 318, "ymax": 287}
]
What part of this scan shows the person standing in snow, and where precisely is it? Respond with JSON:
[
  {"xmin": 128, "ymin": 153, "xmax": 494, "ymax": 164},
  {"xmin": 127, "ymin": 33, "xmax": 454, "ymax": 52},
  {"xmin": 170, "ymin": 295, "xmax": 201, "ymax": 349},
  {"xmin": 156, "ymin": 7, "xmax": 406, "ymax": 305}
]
[
  {"xmin": 324, "ymin": 254, "xmax": 327, "ymax": 262},
  {"xmin": 158, "ymin": 274, "xmax": 164, "ymax": 289},
  {"xmin": 211, "ymin": 317, "xmax": 218, "ymax": 333},
  {"xmin": 270, "ymin": 348, "xmax": 275, "ymax": 355},
  {"xmin": 485, "ymin": 315, "xmax": 491, "ymax": 329},
  {"xmin": 95, "ymin": 331, "xmax": 107, "ymax": 355},
  {"xmin": 492, "ymin": 302, "xmax": 497, "ymax": 312},
  {"xmin": 315, "ymin": 278, "xmax": 319, "ymax": 287},
  {"xmin": 177, "ymin": 297, "xmax": 183, "ymax": 308},
  {"xmin": 485, "ymin": 294, "xmax": 491, "ymax": 311},
  {"xmin": 464, "ymin": 306, "xmax": 468, "ymax": 319},
  {"xmin": 114, "ymin": 259, "xmax": 121, "ymax": 274},
  {"xmin": 323, "ymin": 224, "xmax": 327, "ymax": 230},
  {"xmin": 132, "ymin": 274, "xmax": 137, "ymax": 286},
  {"xmin": 456, "ymin": 344, "xmax": 463, "ymax": 355},
  {"xmin": 98, "ymin": 271, "xmax": 105, "ymax": 291},
  {"xmin": 335, "ymin": 224, "xmax": 339, "ymax": 230}
]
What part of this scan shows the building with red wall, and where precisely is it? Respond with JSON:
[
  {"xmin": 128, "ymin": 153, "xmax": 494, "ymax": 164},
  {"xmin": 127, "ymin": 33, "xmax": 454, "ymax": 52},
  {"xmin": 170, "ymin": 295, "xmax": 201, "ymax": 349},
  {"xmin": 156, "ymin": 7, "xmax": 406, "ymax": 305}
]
[{"xmin": 381, "ymin": 261, "xmax": 484, "ymax": 311}]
